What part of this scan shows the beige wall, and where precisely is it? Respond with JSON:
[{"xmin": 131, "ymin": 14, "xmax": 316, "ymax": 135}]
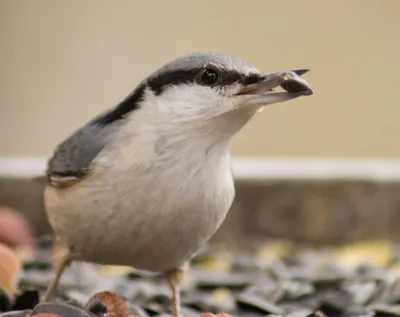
[{"xmin": 1, "ymin": 0, "xmax": 399, "ymax": 158}]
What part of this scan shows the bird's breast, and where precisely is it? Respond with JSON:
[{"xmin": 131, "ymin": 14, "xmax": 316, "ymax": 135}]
[{"xmin": 45, "ymin": 145, "xmax": 235, "ymax": 272}]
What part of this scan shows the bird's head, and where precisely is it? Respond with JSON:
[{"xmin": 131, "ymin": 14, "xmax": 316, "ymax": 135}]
[
  {"xmin": 142, "ymin": 52, "xmax": 312, "ymax": 121},
  {"xmin": 98, "ymin": 53, "xmax": 313, "ymax": 143}
]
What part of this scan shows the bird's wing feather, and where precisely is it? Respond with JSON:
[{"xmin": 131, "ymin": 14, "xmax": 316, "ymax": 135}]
[
  {"xmin": 46, "ymin": 83, "xmax": 146, "ymax": 188},
  {"xmin": 46, "ymin": 122, "xmax": 114, "ymax": 188}
]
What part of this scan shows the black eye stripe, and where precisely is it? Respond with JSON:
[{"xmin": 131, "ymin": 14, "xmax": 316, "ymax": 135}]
[
  {"xmin": 92, "ymin": 68, "xmax": 263, "ymax": 127},
  {"xmin": 242, "ymin": 74, "xmax": 263, "ymax": 86},
  {"xmin": 93, "ymin": 84, "xmax": 146, "ymax": 126},
  {"xmin": 147, "ymin": 68, "xmax": 262, "ymax": 95},
  {"xmin": 147, "ymin": 69, "xmax": 199, "ymax": 95}
]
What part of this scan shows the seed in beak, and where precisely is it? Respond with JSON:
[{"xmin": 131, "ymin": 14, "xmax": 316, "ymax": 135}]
[{"xmin": 280, "ymin": 72, "xmax": 313, "ymax": 95}]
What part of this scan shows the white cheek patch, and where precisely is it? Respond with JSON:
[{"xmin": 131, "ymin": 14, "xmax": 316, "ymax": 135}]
[
  {"xmin": 151, "ymin": 84, "xmax": 225, "ymax": 118},
  {"xmin": 142, "ymin": 81, "xmax": 247, "ymax": 122}
]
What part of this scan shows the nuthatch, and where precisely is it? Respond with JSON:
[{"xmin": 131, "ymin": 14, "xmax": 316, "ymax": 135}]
[{"xmin": 43, "ymin": 52, "xmax": 313, "ymax": 317}]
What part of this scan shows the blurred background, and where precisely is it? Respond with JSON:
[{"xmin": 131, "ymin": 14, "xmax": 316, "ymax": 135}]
[{"xmin": 1, "ymin": 0, "xmax": 400, "ymax": 248}]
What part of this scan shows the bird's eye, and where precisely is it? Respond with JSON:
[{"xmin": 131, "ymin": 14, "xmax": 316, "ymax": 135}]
[{"xmin": 200, "ymin": 68, "xmax": 219, "ymax": 86}]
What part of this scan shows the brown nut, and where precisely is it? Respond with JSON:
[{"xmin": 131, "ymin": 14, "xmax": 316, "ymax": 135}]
[{"xmin": 84, "ymin": 291, "xmax": 129, "ymax": 317}]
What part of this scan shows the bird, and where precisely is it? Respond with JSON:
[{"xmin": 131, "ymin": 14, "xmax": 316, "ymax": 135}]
[{"xmin": 42, "ymin": 52, "xmax": 313, "ymax": 317}]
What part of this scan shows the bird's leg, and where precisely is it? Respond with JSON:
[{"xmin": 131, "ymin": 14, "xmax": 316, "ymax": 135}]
[
  {"xmin": 164, "ymin": 263, "xmax": 188, "ymax": 317},
  {"xmin": 42, "ymin": 257, "xmax": 70, "ymax": 301},
  {"xmin": 42, "ymin": 238, "xmax": 72, "ymax": 302}
]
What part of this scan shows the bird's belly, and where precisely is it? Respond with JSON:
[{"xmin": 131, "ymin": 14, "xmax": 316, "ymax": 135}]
[{"xmin": 45, "ymin": 166, "xmax": 234, "ymax": 271}]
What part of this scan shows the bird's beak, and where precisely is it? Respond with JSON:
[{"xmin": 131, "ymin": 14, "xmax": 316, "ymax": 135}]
[{"xmin": 236, "ymin": 69, "xmax": 313, "ymax": 106}]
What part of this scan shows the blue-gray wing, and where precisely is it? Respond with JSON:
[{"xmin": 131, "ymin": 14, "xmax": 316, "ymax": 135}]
[
  {"xmin": 46, "ymin": 122, "xmax": 113, "ymax": 188},
  {"xmin": 46, "ymin": 84, "xmax": 145, "ymax": 188}
]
